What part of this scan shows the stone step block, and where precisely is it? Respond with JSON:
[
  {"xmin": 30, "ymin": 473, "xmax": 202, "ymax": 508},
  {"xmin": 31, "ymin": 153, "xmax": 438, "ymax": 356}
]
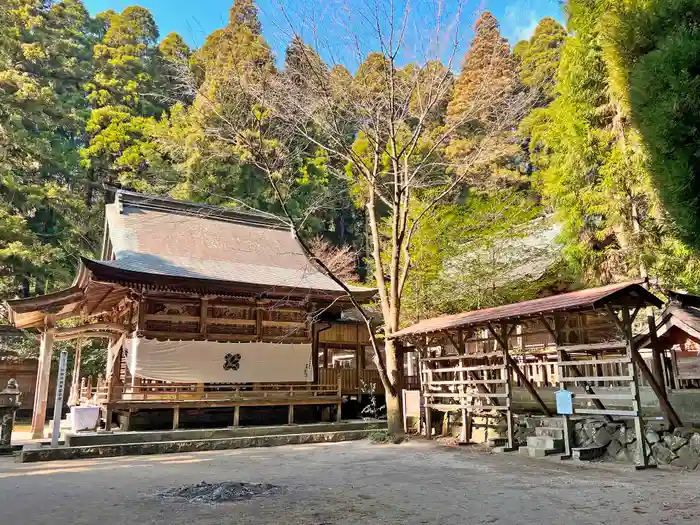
[
  {"xmin": 536, "ymin": 417, "xmax": 575, "ymax": 429},
  {"xmin": 535, "ymin": 427, "xmax": 565, "ymax": 439},
  {"xmin": 487, "ymin": 437, "xmax": 508, "ymax": 448},
  {"xmin": 519, "ymin": 446, "xmax": 559, "ymax": 458},
  {"xmin": 572, "ymin": 445, "xmax": 606, "ymax": 461},
  {"xmin": 527, "ymin": 436, "xmax": 564, "ymax": 450}
]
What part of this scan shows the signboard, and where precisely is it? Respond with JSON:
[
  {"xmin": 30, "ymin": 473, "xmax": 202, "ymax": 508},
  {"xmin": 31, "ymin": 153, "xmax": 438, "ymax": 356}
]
[
  {"xmin": 51, "ymin": 350, "xmax": 68, "ymax": 447},
  {"xmin": 555, "ymin": 389, "xmax": 574, "ymax": 416}
]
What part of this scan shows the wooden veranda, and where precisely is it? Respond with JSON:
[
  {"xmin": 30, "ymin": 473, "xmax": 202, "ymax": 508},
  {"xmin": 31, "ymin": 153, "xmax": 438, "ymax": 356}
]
[{"xmin": 393, "ymin": 281, "xmax": 681, "ymax": 468}]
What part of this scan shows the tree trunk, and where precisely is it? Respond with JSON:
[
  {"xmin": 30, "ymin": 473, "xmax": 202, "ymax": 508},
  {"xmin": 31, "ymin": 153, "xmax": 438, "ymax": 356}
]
[
  {"xmin": 383, "ymin": 338, "xmax": 404, "ymax": 436},
  {"xmin": 385, "ymin": 390, "xmax": 402, "ymax": 436}
]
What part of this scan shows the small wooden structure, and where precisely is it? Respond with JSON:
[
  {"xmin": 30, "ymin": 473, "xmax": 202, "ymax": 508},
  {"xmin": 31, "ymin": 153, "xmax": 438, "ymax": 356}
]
[
  {"xmin": 637, "ymin": 291, "xmax": 700, "ymax": 389},
  {"xmin": 4, "ymin": 190, "xmax": 386, "ymax": 437},
  {"xmin": 393, "ymin": 281, "xmax": 680, "ymax": 468}
]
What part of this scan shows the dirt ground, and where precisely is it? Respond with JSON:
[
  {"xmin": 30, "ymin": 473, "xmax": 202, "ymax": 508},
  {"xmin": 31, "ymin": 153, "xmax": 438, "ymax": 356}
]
[{"xmin": 0, "ymin": 440, "xmax": 699, "ymax": 524}]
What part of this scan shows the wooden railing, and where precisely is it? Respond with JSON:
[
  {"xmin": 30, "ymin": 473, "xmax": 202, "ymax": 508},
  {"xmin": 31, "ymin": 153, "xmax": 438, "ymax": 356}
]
[
  {"xmin": 78, "ymin": 369, "xmax": 423, "ymax": 407},
  {"xmin": 81, "ymin": 379, "xmax": 341, "ymax": 405}
]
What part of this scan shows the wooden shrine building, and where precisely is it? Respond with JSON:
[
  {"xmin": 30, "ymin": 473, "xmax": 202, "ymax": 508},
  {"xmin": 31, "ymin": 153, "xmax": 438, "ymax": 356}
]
[
  {"xmin": 5, "ymin": 190, "xmax": 382, "ymax": 437},
  {"xmin": 392, "ymin": 281, "xmax": 682, "ymax": 468}
]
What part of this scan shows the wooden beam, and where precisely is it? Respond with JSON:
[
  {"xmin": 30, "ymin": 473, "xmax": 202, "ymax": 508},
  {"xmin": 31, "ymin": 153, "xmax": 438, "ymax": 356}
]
[
  {"xmin": 68, "ymin": 338, "xmax": 83, "ymax": 406},
  {"xmin": 199, "ymin": 297, "xmax": 209, "ymax": 335},
  {"xmin": 647, "ymin": 315, "xmax": 665, "ymax": 388},
  {"xmin": 30, "ymin": 315, "xmax": 55, "ymax": 439},
  {"xmin": 88, "ymin": 286, "xmax": 116, "ymax": 316},
  {"xmin": 488, "ymin": 319, "xmax": 551, "ymax": 416},
  {"xmin": 633, "ymin": 321, "xmax": 682, "ymax": 429},
  {"xmin": 256, "ymin": 304, "xmax": 263, "ymax": 341},
  {"xmin": 545, "ymin": 314, "xmax": 612, "ymax": 421},
  {"xmin": 622, "ymin": 307, "xmax": 652, "ymax": 469},
  {"xmin": 172, "ymin": 406, "xmax": 180, "ymax": 429},
  {"xmin": 54, "ymin": 323, "xmax": 129, "ymax": 339},
  {"xmin": 432, "ymin": 333, "xmax": 501, "ymax": 407},
  {"xmin": 505, "ymin": 354, "xmax": 552, "ymax": 416}
]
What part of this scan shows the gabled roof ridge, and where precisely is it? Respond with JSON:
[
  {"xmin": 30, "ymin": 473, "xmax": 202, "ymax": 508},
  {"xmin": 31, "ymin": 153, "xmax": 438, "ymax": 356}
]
[{"xmin": 112, "ymin": 188, "xmax": 290, "ymax": 230}]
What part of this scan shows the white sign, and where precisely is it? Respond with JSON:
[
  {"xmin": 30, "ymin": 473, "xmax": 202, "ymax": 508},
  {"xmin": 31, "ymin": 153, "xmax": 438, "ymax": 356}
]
[{"xmin": 51, "ymin": 350, "xmax": 68, "ymax": 447}]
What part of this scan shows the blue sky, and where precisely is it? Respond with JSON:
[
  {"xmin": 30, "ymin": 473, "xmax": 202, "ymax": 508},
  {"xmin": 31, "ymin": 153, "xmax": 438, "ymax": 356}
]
[{"xmin": 84, "ymin": 0, "xmax": 564, "ymax": 66}]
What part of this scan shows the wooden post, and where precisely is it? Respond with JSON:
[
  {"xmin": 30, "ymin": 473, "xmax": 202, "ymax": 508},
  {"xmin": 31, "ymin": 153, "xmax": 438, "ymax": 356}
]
[
  {"xmin": 456, "ymin": 330, "xmax": 468, "ymax": 445},
  {"xmin": 288, "ymin": 404, "xmax": 294, "ymax": 424},
  {"xmin": 323, "ymin": 344, "xmax": 328, "ymax": 368},
  {"xmin": 312, "ymin": 326, "xmax": 319, "ymax": 384},
  {"xmin": 31, "ymin": 316, "xmax": 55, "ymax": 439},
  {"xmin": 504, "ymin": 354, "xmax": 552, "ymax": 416},
  {"xmin": 336, "ymin": 373, "xmax": 342, "ymax": 422},
  {"xmin": 500, "ymin": 322, "xmax": 516, "ymax": 451},
  {"xmin": 552, "ymin": 314, "xmax": 573, "ymax": 459},
  {"xmin": 355, "ymin": 342, "xmax": 361, "ymax": 395},
  {"xmin": 648, "ymin": 315, "xmax": 665, "ymax": 389},
  {"xmin": 233, "ymin": 405, "xmax": 240, "ymax": 426},
  {"xmin": 69, "ymin": 337, "xmax": 83, "ymax": 406},
  {"xmin": 622, "ymin": 307, "xmax": 652, "ymax": 469},
  {"xmin": 172, "ymin": 406, "xmax": 180, "ymax": 429}
]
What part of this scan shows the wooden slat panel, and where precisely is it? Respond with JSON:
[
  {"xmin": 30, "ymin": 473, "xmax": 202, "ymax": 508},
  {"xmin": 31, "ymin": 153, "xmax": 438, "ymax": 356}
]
[
  {"xmin": 574, "ymin": 393, "xmax": 636, "ymax": 400},
  {"xmin": 575, "ymin": 408, "xmax": 638, "ymax": 417},
  {"xmin": 558, "ymin": 358, "xmax": 631, "ymax": 366},
  {"xmin": 560, "ymin": 375, "xmax": 632, "ymax": 382}
]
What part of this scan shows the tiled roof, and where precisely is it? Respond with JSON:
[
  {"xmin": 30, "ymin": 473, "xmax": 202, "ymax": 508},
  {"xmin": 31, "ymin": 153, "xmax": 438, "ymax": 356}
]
[
  {"xmin": 392, "ymin": 281, "xmax": 662, "ymax": 338},
  {"xmin": 98, "ymin": 190, "xmax": 365, "ymax": 295}
]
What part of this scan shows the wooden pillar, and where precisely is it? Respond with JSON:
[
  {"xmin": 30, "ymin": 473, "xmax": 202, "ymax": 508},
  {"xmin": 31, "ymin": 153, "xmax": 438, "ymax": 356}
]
[
  {"xmin": 69, "ymin": 338, "xmax": 83, "ymax": 406},
  {"xmin": 312, "ymin": 326, "xmax": 320, "ymax": 385},
  {"xmin": 648, "ymin": 315, "xmax": 665, "ymax": 389},
  {"xmin": 323, "ymin": 344, "xmax": 328, "ymax": 368},
  {"xmin": 622, "ymin": 307, "xmax": 651, "ymax": 469},
  {"xmin": 105, "ymin": 336, "xmax": 122, "ymax": 432},
  {"xmin": 172, "ymin": 406, "xmax": 180, "ymax": 429},
  {"xmin": 355, "ymin": 343, "xmax": 361, "ymax": 395},
  {"xmin": 233, "ymin": 405, "xmax": 240, "ymax": 426},
  {"xmin": 31, "ymin": 316, "xmax": 55, "ymax": 439},
  {"xmin": 501, "ymin": 322, "xmax": 516, "ymax": 451},
  {"xmin": 288, "ymin": 404, "xmax": 294, "ymax": 424},
  {"xmin": 336, "ymin": 374, "xmax": 342, "ymax": 422},
  {"xmin": 553, "ymin": 314, "xmax": 573, "ymax": 459}
]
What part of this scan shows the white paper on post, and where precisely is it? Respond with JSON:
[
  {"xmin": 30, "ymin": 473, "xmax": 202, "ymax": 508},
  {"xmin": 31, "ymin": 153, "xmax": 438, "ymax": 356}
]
[{"xmin": 123, "ymin": 337, "xmax": 314, "ymax": 383}]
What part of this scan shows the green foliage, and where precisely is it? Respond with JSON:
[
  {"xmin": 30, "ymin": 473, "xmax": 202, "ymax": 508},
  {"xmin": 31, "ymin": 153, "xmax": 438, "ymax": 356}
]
[
  {"xmin": 402, "ymin": 191, "xmax": 547, "ymax": 321},
  {"xmin": 515, "ymin": 17, "xmax": 567, "ymax": 104},
  {"xmin": 605, "ymin": 0, "xmax": 700, "ymax": 250},
  {"xmin": 521, "ymin": 0, "xmax": 700, "ymax": 289},
  {"xmin": 2, "ymin": 0, "xmax": 700, "ymax": 341}
]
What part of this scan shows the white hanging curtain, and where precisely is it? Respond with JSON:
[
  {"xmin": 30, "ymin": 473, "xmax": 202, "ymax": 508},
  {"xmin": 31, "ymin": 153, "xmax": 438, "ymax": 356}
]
[{"xmin": 123, "ymin": 337, "xmax": 313, "ymax": 383}]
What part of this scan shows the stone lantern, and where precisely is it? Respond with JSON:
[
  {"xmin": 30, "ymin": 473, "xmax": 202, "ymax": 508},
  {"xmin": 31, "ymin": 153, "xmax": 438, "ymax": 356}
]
[{"xmin": 0, "ymin": 379, "xmax": 21, "ymax": 453}]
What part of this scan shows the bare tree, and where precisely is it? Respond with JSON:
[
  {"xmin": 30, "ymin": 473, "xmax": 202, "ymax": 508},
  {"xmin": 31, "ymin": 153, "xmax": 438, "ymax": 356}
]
[
  {"xmin": 172, "ymin": 0, "xmax": 536, "ymax": 435},
  {"xmin": 309, "ymin": 236, "xmax": 358, "ymax": 282}
]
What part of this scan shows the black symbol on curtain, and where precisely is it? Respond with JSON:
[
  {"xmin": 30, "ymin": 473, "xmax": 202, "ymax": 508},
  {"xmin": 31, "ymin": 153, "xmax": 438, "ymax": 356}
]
[{"xmin": 223, "ymin": 353, "xmax": 241, "ymax": 371}]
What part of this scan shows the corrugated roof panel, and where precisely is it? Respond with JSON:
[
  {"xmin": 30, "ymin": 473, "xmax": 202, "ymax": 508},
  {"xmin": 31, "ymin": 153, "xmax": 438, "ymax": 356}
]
[{"xmin": 392, "ymin": 281, "xmax": 662, "ymax": 338}]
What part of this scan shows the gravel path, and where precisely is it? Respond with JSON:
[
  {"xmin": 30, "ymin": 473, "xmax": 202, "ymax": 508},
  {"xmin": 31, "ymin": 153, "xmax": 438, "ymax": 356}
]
[{"xmin": 0, "ymin": 440, "xmax": 699, "ymax": 524}]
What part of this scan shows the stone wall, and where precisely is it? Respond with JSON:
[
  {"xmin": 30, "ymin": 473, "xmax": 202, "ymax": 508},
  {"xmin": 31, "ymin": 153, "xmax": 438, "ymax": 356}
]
[{"xmin": 573, "ymin": 418, "xmax": 700, "ymax": 470}]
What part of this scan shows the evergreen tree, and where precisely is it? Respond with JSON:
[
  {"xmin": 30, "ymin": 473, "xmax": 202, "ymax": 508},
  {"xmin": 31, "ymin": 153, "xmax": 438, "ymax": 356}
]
[
  {"xmin": 0, "ymin": 0, "xmax": 95, "ymax": 296},
  {"xmin": 607, "ymin": 0, "xmax": 700, "ymax": 251},
  {"xmin": 447, "ymin": 12, "xmax": 518, "ymax": 127},
  {"xmin": 515, "ymin": 17, "xmax": 567, "ymax": 104},
  {"xmin": 81, "ymin": 6, "xmax": 171, "ymax": 197},
  {"xmin": 522, "ymin": 0, "xmax": 700, "ymax": 290}
]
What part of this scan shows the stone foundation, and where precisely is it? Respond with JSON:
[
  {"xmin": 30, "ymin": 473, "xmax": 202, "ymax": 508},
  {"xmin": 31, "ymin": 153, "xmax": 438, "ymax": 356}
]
[{"xmin": 574, "ymin": 418, "xmax": 700, "ymax": 469}]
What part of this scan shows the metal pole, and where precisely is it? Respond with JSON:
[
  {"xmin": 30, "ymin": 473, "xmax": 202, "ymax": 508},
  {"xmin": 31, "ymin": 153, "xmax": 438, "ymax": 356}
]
[{"xmin": 51, "ymin": 350, "xmax": 68, "ymax": 448}]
